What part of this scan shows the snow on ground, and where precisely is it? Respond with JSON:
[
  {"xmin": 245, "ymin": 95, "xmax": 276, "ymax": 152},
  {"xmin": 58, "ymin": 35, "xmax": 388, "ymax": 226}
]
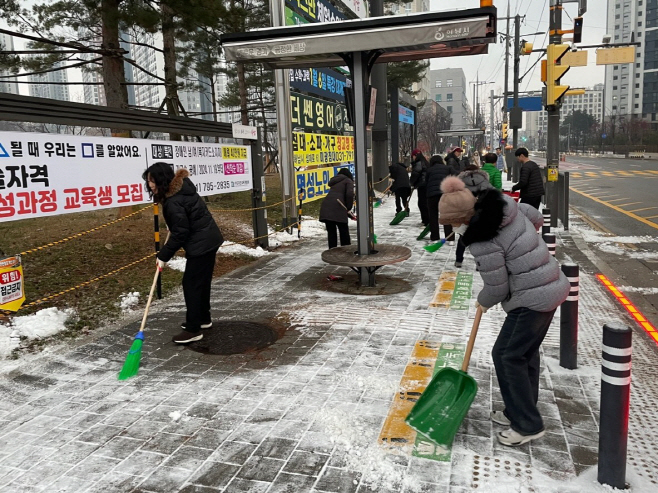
[
  {"xmin": 618, "ymin": 286, "xmax": 658, "ymax": 295},
  {"xmin": 119, "ymin": 291, "xmax": 140, "ymax": 312},
  {"xmin": 167, "ymin": 256, "xmax": 187, "ymax": 272},
  {"xmin": 219, "ymin": 242, "xmax": 270, "ymax": 258},
  {"xmin": 0, "ymin": 307, "xmax": 73, "ymax": 358}
]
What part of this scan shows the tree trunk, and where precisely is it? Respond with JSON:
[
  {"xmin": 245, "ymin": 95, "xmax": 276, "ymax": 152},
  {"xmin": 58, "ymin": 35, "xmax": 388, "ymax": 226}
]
[
  {"xmin": 237, "ymin": 62, "xmax": 249, "ymax": 125},
  {"xmin": 101, "ymin": 0, "xmax": 130, "ymax": 134},
  {"xmin": 161, "ymin": 0, "xmax": 181, "ymax": 140}
]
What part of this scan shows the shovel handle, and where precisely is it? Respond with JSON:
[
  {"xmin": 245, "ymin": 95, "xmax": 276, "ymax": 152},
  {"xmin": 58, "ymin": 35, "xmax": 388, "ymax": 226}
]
[{"xmin": 461, "ymin": 306, "xmax": 483, "ymax": 373}]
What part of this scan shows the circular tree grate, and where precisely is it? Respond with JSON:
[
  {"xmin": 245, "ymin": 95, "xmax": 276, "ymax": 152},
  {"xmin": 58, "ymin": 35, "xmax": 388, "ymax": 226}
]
[{"xmin": 187, "ymin": 321, "xmax": 281, "ymax": 355}]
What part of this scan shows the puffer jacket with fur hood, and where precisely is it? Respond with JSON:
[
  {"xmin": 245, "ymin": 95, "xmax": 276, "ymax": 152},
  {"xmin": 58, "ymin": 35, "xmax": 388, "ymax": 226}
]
[
  {"xmin": 462, "ymin": 189, "xmax": 569, "ymax": 313},
  {"xmin": 157, "ymin": 169, "xmax": 223, "ymax": 262}
]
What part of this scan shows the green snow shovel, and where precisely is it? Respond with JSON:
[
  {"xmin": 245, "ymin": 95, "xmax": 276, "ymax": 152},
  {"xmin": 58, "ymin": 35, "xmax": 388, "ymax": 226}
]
[
  {"xmin": 390, "ymin": 188, "xmax": 414, "ymax": 225},
  {"xmin": 417, "ymin": 225, "xmax": 431, "ymax": 240},
  {"xmin": 405, "ymin": 306, "xmax": 483, "ymax": 448}
]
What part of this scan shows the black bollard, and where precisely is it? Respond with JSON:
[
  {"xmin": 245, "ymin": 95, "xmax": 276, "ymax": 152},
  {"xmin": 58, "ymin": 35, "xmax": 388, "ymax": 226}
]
[
  {"xmin": 560, "ymin": 263, "xmax": 579, "ymax": 369},
  {"xmin": 543, "ymin": 233, "xmax": 556, "ymax": 256},
  {"xmin": 597, "ymin": 323, "xmax": 632, "ymax": 490},
  {"xmin": 542, "ymin": 208, "xmax": 551, "ymax": 236}
]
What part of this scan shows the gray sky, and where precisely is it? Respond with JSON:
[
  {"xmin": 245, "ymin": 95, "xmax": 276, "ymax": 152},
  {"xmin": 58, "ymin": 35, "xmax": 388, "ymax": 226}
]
[{"xmin": 429, "ymin": 0, "xmax": 607, "ymax": 111}]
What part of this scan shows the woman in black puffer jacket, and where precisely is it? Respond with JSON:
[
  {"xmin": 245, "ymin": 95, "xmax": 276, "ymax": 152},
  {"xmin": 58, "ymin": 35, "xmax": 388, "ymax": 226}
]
[
  {"xmin": 425, "ymin": 154, "xmax": 458, "ymax": 241},
  {"xmin": 319, "ymin": 168, "xmax": 354, "ymax": 249},
  {"xmin": 143, "ymin": 162, "xmax": 223, "ymax": 344}
]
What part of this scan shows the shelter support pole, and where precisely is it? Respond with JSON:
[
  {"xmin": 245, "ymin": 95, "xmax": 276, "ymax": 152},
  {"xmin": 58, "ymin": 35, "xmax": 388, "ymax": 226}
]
[
  {"xmin": 390, "ymin": 86, "xmax": 399, "ymax": 164},
  {"xmin": 251, "ymin": 127, "xmax": 269, "ymax": 249},
  {"xmin": 270, "ymin": 0, "xmax": 296, "ymax": 229},
  {"xmin": 351, "ymin": 52, "xmax": 375, "ymax": 287},
  {"xmin": 370, "ymin": 0, "xmax": 388, "ymax": 192}
]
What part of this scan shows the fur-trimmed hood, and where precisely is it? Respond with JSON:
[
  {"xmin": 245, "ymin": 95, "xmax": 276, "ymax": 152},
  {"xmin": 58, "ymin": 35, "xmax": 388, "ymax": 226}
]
[
  {"xmin": 462, "ymin": 189, "xmax": 516, "ymax": 246},
  {"xmin": 166, "ymin": 168, "xmax": 195, "ymax": 198}
]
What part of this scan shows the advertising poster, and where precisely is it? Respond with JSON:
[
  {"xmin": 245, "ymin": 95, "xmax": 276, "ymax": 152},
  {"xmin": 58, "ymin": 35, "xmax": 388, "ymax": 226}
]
[
  {"xmin": 292, "ymin": 132, "xmax": 354, "ymax": 167},
  {"xmin": 0, "ymin": 255, "xmax": 24, "ymax": 312},
  {"xmin": 290, "ymin": 92, "xmax": 349, "ymax": 133},
  {"xmin": 0, "ymin": 131, "xmax": 252, "ymax": 222},
  {"xmin": 296, "ymin": 163, "xmax": 356, "ymax": 203}
]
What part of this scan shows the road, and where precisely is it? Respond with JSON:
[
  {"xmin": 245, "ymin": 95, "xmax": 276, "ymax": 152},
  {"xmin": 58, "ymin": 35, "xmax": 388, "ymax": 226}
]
[{"xmin": 533, "ymin": 154, "xmax": 658, "ymax": 330}]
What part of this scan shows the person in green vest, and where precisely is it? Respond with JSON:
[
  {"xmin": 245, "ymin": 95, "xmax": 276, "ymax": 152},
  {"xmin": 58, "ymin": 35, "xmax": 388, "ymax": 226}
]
[{"xmin": 481, "ymin": 152, "xmax": 503, "ymax": 190}]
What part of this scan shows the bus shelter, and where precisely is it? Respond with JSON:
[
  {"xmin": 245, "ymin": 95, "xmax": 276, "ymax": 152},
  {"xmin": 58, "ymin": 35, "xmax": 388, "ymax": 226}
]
[{"xmin": 222, "ymin": 7, "xmax": 497, "ymax": 286}]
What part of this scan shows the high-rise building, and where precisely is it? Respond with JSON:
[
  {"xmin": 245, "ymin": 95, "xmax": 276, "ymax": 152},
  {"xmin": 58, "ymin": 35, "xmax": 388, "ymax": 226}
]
[
  {"xmin": 604, "ymin": 0, "xmax": 658, "ymax": 125},
  {"xmin": 428, "ymin": 68, "xmax": 470, "ymax": 129},
  {"xmin": 0, "ymin": 34, "xmax": 19, "ymax": 95},
  {"xmin": 28, "ymin": 61, "xmax": 69, "ymax": 101}
]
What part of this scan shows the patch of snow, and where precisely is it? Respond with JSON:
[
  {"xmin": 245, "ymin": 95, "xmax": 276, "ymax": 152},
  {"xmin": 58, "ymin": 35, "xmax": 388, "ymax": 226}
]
[
  {"xmin": 119, "ymin": 292, "xmax": 140, "ymax": 312},
  {"xmin": 618, "ymin": 286, "xmax": 658, "ymax": 295},
  {"xmin": 167, "ymin": 256, "xmax": 187, "ymax": 272},
  {"xmin": 169, "ymin": 410, "xmax": 182, "ymax": 422},
  {"xmin": 219, "ymin": 241, "xmax": 269, "ymax": 258},
  {"xmin": 0, "ymin": 307, "xmax": 74, "ymax": 358}
]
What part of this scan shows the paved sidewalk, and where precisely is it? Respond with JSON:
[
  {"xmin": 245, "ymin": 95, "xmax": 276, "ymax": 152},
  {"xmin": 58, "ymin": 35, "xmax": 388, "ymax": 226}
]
[{"xmin": 0, "ymin": 195, "xmax": 657, "ymax": 492}]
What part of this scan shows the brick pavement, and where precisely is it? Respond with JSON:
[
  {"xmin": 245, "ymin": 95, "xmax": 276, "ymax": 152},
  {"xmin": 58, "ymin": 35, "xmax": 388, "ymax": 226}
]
[{"xmin": 0, "ymin": 197, "xmax": 656, "ymax": 492}]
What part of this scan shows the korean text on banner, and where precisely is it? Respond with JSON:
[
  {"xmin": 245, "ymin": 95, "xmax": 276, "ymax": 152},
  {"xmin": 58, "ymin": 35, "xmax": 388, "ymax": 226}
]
[
  {"xmin": 0, "ymin": 131, "xmax": 253, "ymax": 222},
  {"xmin": 292, "ymin": 132, "xmax": 354, "ymax": 167},
  {"xmin": 0, "ymin": 255, "xmax": 25, "ymax": 312},
  {"xmin": 296, "ymin": 163, "xmax": 356, "ymax": 203}
]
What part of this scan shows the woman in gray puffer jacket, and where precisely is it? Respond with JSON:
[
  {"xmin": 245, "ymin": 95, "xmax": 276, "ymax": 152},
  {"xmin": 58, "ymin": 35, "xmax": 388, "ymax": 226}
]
[
  {"xmin": 444, "ymin": 187, "xmax": 569, "ymax": 447},
  {"xmin": 319, "ymin": 168, "xmax": 354, "ymax": 249}
]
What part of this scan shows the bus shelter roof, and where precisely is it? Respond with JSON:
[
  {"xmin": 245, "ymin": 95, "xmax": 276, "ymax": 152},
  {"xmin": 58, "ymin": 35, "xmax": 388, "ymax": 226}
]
[{"xmin": 221, "ymin": 7, "xmax": 497, "ymax": 69}]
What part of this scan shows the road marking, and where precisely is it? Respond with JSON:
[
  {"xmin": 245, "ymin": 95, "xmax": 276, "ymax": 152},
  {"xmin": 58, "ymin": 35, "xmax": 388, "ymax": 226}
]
[
  {"xmin": 570, "ymin": 188, "xmax": 658, "ymax": 231},
  {"xmin": 585, "ymin": 172, "xmax": 598, "ymax": 177},
  {"xmin": 616, "ymin": 202, "xmax": 643, "ymax": 208},
  {"xmin": 606, "ymin": 198, "xmax": 632, "ymax": 203},
  {"xmin": 602, "ymin": 172, "xmax": 616, "ymax": 176},
  {"xmin": 632, "ymin": 171, "xmax": 655, "ymax": 176},
  {"xmin": 592, "ymin": 195, "xmax": 620, "ymax": 199},
  {"xmin": 617, "ymin": 171, "xmax": 635, "ymax": 176},
  {"xmin": 628, "ymin": 207, "xmax": 658, "ymax": 213},
  {"xmin": 644, "ymin": 215, "xmax": 658, "ymax": 219}
]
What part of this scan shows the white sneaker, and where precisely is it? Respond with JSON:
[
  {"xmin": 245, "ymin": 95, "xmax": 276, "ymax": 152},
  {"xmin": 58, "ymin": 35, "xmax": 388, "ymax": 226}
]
[
  {"xmin": 181, "ymin": 322, "xmax": 213, "ymax": 330},
  {"xmin": 491, "ymin": 410, "xmax": 511, "ymax": 426},
  {"xmin": 497, "ymin": 428, "xmax": 545, "ymax": 447},
  {"xmin": 447, "ymin": 241, "xmax": 455, "ymax": 246}
]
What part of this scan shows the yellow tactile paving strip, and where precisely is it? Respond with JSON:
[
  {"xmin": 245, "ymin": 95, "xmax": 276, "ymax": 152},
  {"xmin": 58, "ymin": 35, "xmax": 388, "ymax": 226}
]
[
  {"xmin": 378, "ymin": 340, "xmax": 440, "ymax": 452},
  {"xmin": 429, "ymin": 271, "xmax": 457, "ymax": 308}
]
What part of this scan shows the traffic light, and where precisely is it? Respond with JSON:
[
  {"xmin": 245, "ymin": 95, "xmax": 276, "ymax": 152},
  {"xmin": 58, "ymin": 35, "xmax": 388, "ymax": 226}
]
[
  {"xmin": 546, "ymin": 44, "xmax": 570, "ymax": 106},
  {"xmin": 520, "ymin": 40, "xmax": 533, "ymax": 55},
  {"xmin": 573, "ymin": 17, "xmax": 583, "ymax": 44},
  {"xmin": 502, "ymin": 123, "xmax": 508, "ymax": 140}
]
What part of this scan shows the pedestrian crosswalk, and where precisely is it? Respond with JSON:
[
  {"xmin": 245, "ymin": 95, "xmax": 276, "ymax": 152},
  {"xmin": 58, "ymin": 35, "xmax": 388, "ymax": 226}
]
[{"xmin": 569, "ymin": 170, "xmax": 658, "ymax": 179}]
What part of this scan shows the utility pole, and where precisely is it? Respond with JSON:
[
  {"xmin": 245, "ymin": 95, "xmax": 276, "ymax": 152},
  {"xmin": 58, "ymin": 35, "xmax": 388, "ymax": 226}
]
[
  {"xmin": 503, "ymin": 1, "xmax": 512, "ymax": 176},
  {"xmin": 512, "ymin": 13, "xmax": 521, "ymax": 150},
  {"xmin": 490, "ymin": 89, "xmax": 495, "ymax": 150},
  {"xmin": 546, "ymin": 0, "xmax": 564, "ymax": 227}
]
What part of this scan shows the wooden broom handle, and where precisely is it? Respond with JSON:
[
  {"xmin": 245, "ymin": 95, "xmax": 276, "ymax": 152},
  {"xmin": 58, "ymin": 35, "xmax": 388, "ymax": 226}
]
[
  {"xmin": 139, "ymin": 266, "xmax": 161, "ymax": 332},
  {"xmin": 461, "ymin": 306, "xmax": 483, "ymax": 372}
]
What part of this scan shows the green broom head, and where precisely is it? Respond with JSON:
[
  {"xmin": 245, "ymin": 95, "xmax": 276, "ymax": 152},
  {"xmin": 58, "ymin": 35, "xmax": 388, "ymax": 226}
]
[
  {"xmin": 389, "ymin": 210, "xmax": 407, "ymax": 225},
  {"xmin": 373, "ymin": 197, "xmax": 382, "ymax": 208},
  {"xmin": 118, "ymin": 331, "xmax": 144, "ymax": 381},
  {"xmin": 373, "ymin": 234, "xmax": 378, "ymax": 244},
  {"xmin": 423, "ymin": 238, "xmax": 447, "ymax": 253},
  {"xmin": 417, "ymin": 225, "xmax": 431, "ymax": 240}
]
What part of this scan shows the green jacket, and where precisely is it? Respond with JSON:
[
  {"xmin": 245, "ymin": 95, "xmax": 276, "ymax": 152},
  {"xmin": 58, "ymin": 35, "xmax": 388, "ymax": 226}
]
[{"xmin": 481, "ymin": 162, "xmax": 502, "ymax": 190}]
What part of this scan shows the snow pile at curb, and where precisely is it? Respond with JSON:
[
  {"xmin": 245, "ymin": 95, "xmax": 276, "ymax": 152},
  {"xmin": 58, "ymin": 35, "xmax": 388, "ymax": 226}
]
[
  {"xmin": 220, "ymin": 242, "xmax": 269, "ymax": 258},
  {"xmin": 167, "ymin": 256, "xmax": 187, "ymax": 272},
  {"xmin": 119, "ymin": 292, "xmax": 140, "ymax": 312},
  {"xmin": 0, "ymin": 307, "xmax": 74, "ymax": 358}
]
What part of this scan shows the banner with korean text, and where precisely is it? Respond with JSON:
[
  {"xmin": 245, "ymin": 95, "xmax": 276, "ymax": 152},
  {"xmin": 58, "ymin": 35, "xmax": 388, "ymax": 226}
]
[
  {"xmin": 292, "ymin": 132, "xmax": 354, "ymax": 167},
  {"xmin": 296, "ymin": 163, "xmax": 355, "ymax": 203},
  {"xmin": 0, "ymin": 131, "xmax": 252, "ymax": 222}
]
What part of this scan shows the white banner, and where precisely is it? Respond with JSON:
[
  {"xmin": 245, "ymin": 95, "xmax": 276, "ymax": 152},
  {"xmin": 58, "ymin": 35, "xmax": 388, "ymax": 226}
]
[{"xmin": 0, "ymin": 131, "xmax": 253, "ymax": 222}]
